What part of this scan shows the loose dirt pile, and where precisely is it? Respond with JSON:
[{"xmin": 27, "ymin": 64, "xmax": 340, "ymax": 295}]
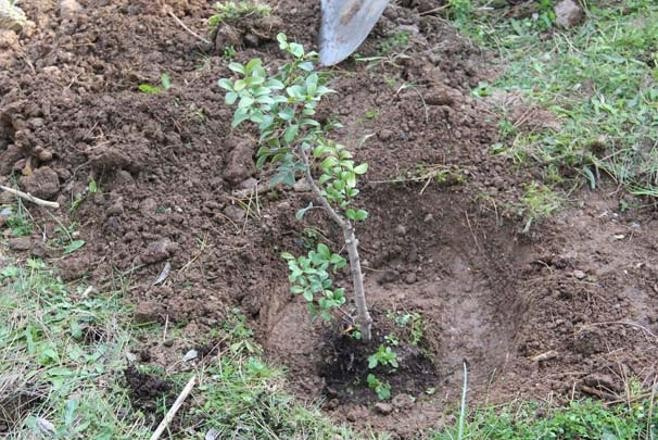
[{"xmin": 1, "ymin": 0, "xmax": 656, "ymax": 437}]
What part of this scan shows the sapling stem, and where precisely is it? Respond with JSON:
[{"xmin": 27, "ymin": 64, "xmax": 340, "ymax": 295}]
[{"xmin": 300, "ymin": 147, "xmax": 372, "ymax": 341}]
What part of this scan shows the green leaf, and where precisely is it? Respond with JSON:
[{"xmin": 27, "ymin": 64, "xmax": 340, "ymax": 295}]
[
  {"xmin": 238, "ymin": 94, "xmax": 255, "ymax": 108},
  {"xmin": 299, "ymin": 61, "xmax": 314, "ymax": 72},
  {"xmin": 225, "ymin": 91, "xmax": 238, "ymax": 105},
  {"xmin": 320, "ymin": 156, "xmax": 339, "ymax": 170},
  {"xmin": 281, "ymin": 252, "xmax": 295, "ymax": 260},
  {"xmin": 306, "ymin": 73, "xmax": 318, "ymax": 95},
  {"xmin": 276, "ymin": 33, "xmax": 288, "ymax": 49},
  {"xmin": 278, "ymin": 108, "xmax": 294, "ymax": 121},
  {"xmin": 354, "ymin": 209, "xmax": 368, "ymax": 221},
  {"xmin": 266, "ymin": 78, "xmax": 285, "ymax": 90},
  {"xmin": 64, "ymin": 240, "xmax": 85, "ymax": 254},
  {"xmin": 234, "ymin": 79, "xmax": 248, "ymax": 91},
  {"xmin": 217, "ymin": 78, "xmax": 234, "ymax": 91},
  {"xmin": 288, "ymin": 42, "xmax": 304, "ymax": 58},
  {"xmin": 160, "ymin": 73, "xmax": 171, "ymax": 90},
  {"xmin": 317, "ymin": 243, "xmax": 330, "ymax": 259},
  {"xmin": 283, "ymin": 124, "xmax": 299, "ymax": 144},
  {"xmin": 228, "ymin": 62, "xmax": 245, "ymax": 74},
  {"xmin": 353, "ymin": 163, "xmax": 368, "ymax": 174},
  {"xmin": 287, "ymin": 85, "xmax": 305, "ymax": 99},
  {"xmin": 303, "ymin": 290, "xmax": 314, "ymax": 302},
  {"xmin": 138, "ymin": 84, "xmax": 161, "ymax": 94},
  {"xmin": 232, "ymin": 108, "xmax": 250, "ymax": 127},
  {"xmin": 245, "ymin": 58, "xmax": 262, "ymax": 72},
  {"xmin": 368, "ymin": 355, "xmax": 379, "ymax": 369}
]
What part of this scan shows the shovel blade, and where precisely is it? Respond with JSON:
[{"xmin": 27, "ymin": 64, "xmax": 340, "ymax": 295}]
[{"xmin": 319, "ymin": 0, "xmax": 390, "ymax": 66}]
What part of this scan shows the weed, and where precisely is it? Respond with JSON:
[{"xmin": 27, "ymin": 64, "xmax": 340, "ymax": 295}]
[
  {"xmin": 4, "ymin": 201, "xmax": 31, "ymax": 237},
  {"xmin": 447, "ymin": 0, "xmax": 473, "ymax": 23},
  {"xmin": 208, "ymin": 1, "xmax": 271, "ymax": 30},
  {"xmin": 367, "ymin": 345, "xmax": 399, "ymax": 370},
  {"xmin": 366, "ymin": 374, "xmax": 391, "ymax": 401},
  {"xmin": 518, "ymin": 182, "xmax": 561, "ymax": 232},
  {"xmin": 138, "ymin": 73, "xmax": 172, "ymax": 94},
  {"xmin": 378, "ymin": 30, "xmax": 410, "ymax": 55}
]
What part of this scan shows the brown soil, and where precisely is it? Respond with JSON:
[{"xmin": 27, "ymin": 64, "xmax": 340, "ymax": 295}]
[{"xmin": 1, "ymin": 0, "xmax": 656, "ymax": 438}]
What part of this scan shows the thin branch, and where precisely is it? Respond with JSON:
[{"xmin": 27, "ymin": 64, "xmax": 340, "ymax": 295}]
[
  {"xmin": 150, "ymin": 375, "xmax": 196, "ymax": 440},
  {"xmin": 163, "ymin": 6, "xmax": 210, "ymax": 45},
  {"xmin": 299, "ymin": 147, "xmax": 349, "ymax": 230},
  {"xmin": 0, "ymin": 185, "xmax": 60, "ymax": 209}
]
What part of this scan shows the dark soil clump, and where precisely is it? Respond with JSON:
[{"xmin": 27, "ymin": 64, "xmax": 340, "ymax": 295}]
[
  {"xmin": 319, "ymin": 311, "xmax": 438, "ymax": 405},
  {"xmin": 123, "ymin": 365, "xmax": 174, "ymax": 427}
]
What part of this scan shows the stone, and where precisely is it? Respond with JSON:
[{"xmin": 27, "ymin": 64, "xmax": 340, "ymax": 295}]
[
  {"xmin": 19, "ymin": 166, "xmax": 60, "ymax": 200},
  {"xmin": 374, "ymin": 402, "xmax": 393, "ymax": 415},
  {"xmin": 392, "ymin": 393, "xmax": 415, "ymax": 410},
  {"xmin": 0, "ymin": 29, "xmax": 19, "ymax": 50},
  {"xmin": 554, "ymin": 0, "xmax": 584, "ymax": 28},
  {"xmin": 404, "ymin": 272, "xmax": 417, "ymax": 284},
  {"xmin": 134, "ymin": 301, "xmax": 164, "ymax": 324},
  {"xmin": 8, "ymin": 236, "xmax": 32, "ymax": 251},
  {"xmin": 141, "ymin": 238, "xmax": 178, "ymax": 264},
  {"xmin": 573, "ymin": 269, "xmax": 586, "ymax": 279},
  {"xmin": 222, "ymin": 137, "xmax": 255, "ymax": 186},
  {"xmin": 59, "ymin": 0, "xmax": 82, "ymax": 21},
  {"xmin": 223, "ymin": 204, "xmax": 245, "ymax": 223}
]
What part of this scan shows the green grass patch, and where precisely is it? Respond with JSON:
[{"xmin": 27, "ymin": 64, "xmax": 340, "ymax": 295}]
[
  {"xmin": 433, "ymin": 399, "xmax": 657, "ymax": 440},
  {"xmin": 0, "ymin": 245, "xmax": 354, "ymax": 438},
  {"xmin": 462, "ymin": 0, "xmax": 658, "ymax": 196}
]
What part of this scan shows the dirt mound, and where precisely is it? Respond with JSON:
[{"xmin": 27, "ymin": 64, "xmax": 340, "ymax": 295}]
[{"xmin": 1, "ymin": 0, "xmax": 656, "ymax": 437}]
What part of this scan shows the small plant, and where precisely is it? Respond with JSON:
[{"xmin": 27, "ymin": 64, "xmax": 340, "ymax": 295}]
[
  {"xmin": 367, "ymin": 373, "xmax": 391, "ymax": 400},
  {"xmin": 218, "ymin": 33, "xmax": 374, "ymax": 340},
  {"xmin": 368, "ymin": 345, "xmax": 399, "ymax": 370},
  {"xmin": 138, "ymin": 73, "xmax": 172, "ymax": 94},
  {"xmin": 208, "ymin": 1, "xmax": 271, "ymax": 29}
]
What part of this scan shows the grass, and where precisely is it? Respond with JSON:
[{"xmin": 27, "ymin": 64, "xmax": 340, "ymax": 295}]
[
  {"xmin": 461, "ymin": 0, "xmax": 658, "ymax": 197},
  {"xmin": 433, "ymin": 399, "xmax": 657, "ymax": 440}
]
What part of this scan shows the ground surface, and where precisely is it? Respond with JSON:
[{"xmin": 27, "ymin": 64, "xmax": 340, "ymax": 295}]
[{"xmin": 1, "ymin": 0, "xmax": 657, "ymax": 438}]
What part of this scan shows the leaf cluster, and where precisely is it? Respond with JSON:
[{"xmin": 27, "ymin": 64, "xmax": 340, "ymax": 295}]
[{"xmin": 282, "ymin": 243, "xmax": 347, "ymax": 321}]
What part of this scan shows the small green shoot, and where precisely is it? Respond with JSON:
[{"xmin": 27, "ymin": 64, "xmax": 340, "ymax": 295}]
[
  {"xmin": 138, "ymin": 73, "xmax": 172, "ymax": 94},
  {"xmin": 368, "ymin": 345, "xmax": 399, "ymax": 370},
  {"xmin": 367, "ymin": 374, "xmax": 391, "ymax": 400}
]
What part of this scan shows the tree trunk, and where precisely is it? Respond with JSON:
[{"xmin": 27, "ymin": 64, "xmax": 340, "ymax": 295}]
[{"xmin": 343, "ymin": 225, "xmax": 372, "ymax": 341}]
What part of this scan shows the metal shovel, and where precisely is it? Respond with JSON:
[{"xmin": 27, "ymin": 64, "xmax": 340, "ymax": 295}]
[{"xmin": 319, "ymin": 0, "xmax": 390, "ymax": 66}]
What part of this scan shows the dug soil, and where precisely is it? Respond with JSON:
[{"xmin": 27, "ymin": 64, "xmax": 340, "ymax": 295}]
[{"xmin": 1, "ymin": 0, "xmax": 656, "ymax": 437}]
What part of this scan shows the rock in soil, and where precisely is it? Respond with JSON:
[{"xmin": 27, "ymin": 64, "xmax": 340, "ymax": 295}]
[
  {"xmin": 59, "ymin": 0, "xmax": 82, "ymax": 21},
  {"xmin": 134, "ymin": 301, "xmax": 165, "ymax": 324},
  {"xmin": 8, "ymin": 236, "xmax": 32, "ymax": 251},
  {"xmin": 374, "ymin": 402, "xmax": 394, "ymax": 415},
  {"xmin": 554, "ymin": 0, "xmax": 584, "ymax": 28},
  {"xmin": 19, "ymin": 166, "xmax": 60, "ymax": 200},
  {"xmin": 141, "ymin": 238, "xmax": 178, "ymax": 264},
  {"xmin": 222, "ymin": 137, "xmax": 255, "ymax": 186}
]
